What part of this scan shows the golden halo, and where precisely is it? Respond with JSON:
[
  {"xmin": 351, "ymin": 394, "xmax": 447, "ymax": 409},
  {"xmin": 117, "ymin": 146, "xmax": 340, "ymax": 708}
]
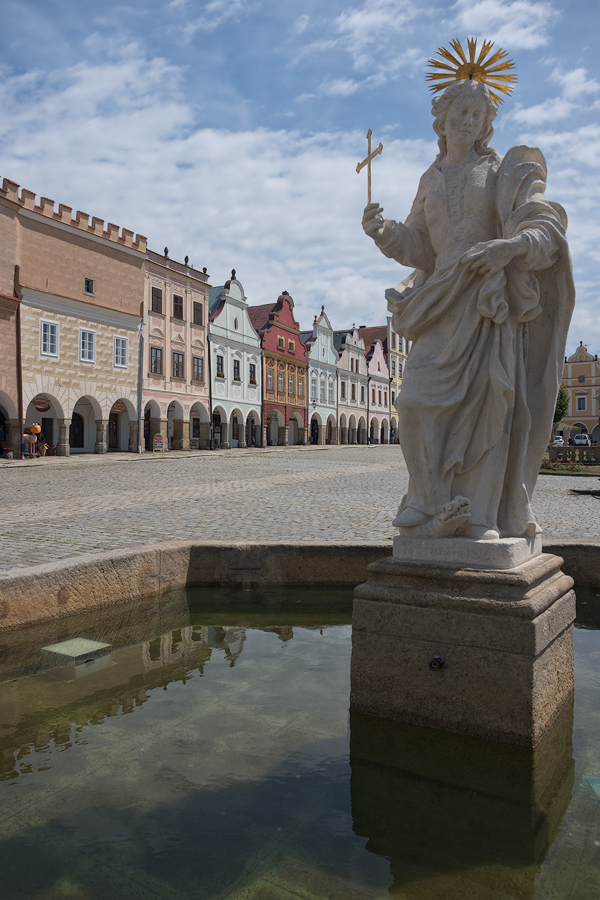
[{"xmin": 426, "ymin": 38, "xmax": 517, "ymax": 104}]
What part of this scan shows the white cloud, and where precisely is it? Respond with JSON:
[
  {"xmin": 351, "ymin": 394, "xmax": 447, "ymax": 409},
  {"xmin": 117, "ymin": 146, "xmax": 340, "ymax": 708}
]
[
  {"xmin": 180, "ymin": 0, "xmax": 253, "ymax": 40},
  {"xmin": 335, "ymin": 0, "xmax": 419, "ymax": 70},
  {"xmin": 448, "ymin": 0, "xmax": 560, "ymax": 50},
  {"xmin": 320, "ymin": 77, "xmax": 361, "ymax": 97},
  {"xmin": 508, "ymin": 66, "xmax": 600, "ymax": 126},
  {"xmin": 293, "ymin": 14, "xmax": 310, "ymax": 35}
]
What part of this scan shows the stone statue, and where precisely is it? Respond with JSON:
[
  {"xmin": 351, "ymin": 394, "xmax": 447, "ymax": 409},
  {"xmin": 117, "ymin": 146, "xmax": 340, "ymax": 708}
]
[{"xmin": 363, "ymin": 73, "xmax": 574, "ymax": 541}]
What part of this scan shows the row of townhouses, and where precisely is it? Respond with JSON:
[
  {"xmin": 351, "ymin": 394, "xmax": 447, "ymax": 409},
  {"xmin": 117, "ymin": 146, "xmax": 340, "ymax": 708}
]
[
  {"xmin": 0, "ymin": 178, "xmax": 410, "ymax": 457},
  {"xmin": 3, "ymin": 176, "xmax": 596, "ymax": 457}
]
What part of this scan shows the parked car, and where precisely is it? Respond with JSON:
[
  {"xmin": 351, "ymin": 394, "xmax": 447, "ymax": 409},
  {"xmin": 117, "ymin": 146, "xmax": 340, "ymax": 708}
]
[
  {"xmin": 553, "ymin": 436, "xmax": 564, "ymax": 446},
  {"xmin": 574, "ymin": 433, "xmax": 591, "ymax": 446}
]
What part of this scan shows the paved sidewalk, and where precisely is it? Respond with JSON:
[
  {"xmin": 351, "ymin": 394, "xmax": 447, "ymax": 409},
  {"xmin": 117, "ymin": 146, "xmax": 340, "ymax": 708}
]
[{"xmin": 1, "ymin": 445, "xmax": 599, "ymax": 574}]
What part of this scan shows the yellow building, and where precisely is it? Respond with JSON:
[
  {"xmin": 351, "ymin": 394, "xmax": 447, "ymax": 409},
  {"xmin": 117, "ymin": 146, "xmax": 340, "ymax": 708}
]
[{"xmin": 561, "ymin": 342, "xmax": 600, "ymax": 442}]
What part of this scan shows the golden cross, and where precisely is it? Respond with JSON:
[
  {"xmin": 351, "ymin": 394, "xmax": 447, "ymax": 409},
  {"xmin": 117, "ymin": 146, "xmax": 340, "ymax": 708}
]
[{"xmin": 356, "ymin": 129, "xmax": 383, "ymax": 204}]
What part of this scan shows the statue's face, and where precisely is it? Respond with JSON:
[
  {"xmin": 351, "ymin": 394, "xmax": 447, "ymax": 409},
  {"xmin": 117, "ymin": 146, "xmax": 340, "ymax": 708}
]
[{"xmin": 442, "ymin": 89, "xmax": 488, "ymax": 146}]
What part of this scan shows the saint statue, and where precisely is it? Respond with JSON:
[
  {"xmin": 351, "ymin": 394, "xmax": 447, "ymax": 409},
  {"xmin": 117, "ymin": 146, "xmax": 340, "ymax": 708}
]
[{"xmin": 362, "ymin": 40, "xmax": 574, "ymax": 541}]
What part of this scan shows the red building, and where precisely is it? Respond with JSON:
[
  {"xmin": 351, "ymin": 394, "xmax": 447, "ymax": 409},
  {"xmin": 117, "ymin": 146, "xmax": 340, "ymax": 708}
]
[{"xmin": 248, "ymin": 291, "xmax": 308, "ymax": 446}]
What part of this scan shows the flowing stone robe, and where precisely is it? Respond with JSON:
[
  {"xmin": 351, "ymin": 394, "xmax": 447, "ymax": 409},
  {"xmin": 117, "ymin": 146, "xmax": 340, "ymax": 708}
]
[{"xmin": 381, "ymin": 146, "xmax": 574, "ymax": 537}]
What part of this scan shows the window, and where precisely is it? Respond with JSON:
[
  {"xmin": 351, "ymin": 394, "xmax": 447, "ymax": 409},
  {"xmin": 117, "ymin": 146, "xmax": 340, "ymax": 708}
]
[
  {"xmin": 267, "ymin": 369, "xmax": 273, "ymax": 390},
  {"xmin": 391, "ymin": 333, "xmax": 396, "ymax": 350},
  {"xmin": 372, "ymin": 388, "xmax": 376, "ymax": 403},
  {"xmin": 328, "ymin": 380, "xmax": 334, "ymax": 402},
  {"xmin": 378, "ymin": 389, "xmax": 382, "ymax": 405},
  {"xmin": 577, "ymin": 396, "xmax": 587, "ymax": 411},
  {"xmin": 173, "ymin": 295, "xmax": 184, "ymax": 319},
  {"xmin": 351, "ymin": 383, "xmax": 356, "ymax": 401},
  {"xmin": 361, "ymin": 385, "xmax": 365, "ymax": 403},
  {"xmin": 80, "ymin": 329, "xmax": 95, "ymax": 363},
  {"xmin": 278, "ymin": 372, "xmax": 284, "ymax": 393},
  {"xmin": 320, "ymin": 379, "xmax": 326, "ymax": 402},
  {"xmin": 216, "ymin": 355, "xmax": 225, "ymax": 377},
  {"xmin": 399, "ymin": 363, "xmax": 403, "ymax": 377},
  {"xmin": 288, "ymin": 340, "xmax": 295, "ymax": 352},
  {"xmin": 277, "ymin": 336, "xmax": 285, "ymax": 350},
  {"xmin": 340, "ymin": 382, "xmax": 346, "ymax": 400},
  {"xmin": 151, "ymin": 346, "xmax": 163, "ymax": 374},
  {"xmin": 289, "ymin": 374, "xmax": 294, "ymax": 394},
  {"xmin": 234, "ymin": 317, "xmax": 239, "ymax": 331},
  {"xmin": 249, "ymin": 363, "xmax": 256, "ymax": 384},
  {"xmin": 384, "ymin": 392, "xmax": 387, "ymax": 406},
  {"xmin": 193, "ymin": 356, "xmax": 204, "ymax": 382},
  {"xmin": 377, "ymin": 362, "xmax": 381, "ymax": 372},
  {"xmin": 392, "ymin": 390, "xmax": 395, "ymax": 403},
  {"xmin": 151, "ymin": 286, "xmax": 163, "ymax": 314},
  {"xmin": 83, "ymin": 277, "xmax": 94, "ymax": 295},
  {"xmin": 41, "ymin": 321, "xmax": 58, "ymax": 357},
  {"xmin": 578, "ymin": 375, "xmax": 586, "ymax": 383},
  {"xmin": 172, "ymin": 352, "xmax": 184, "ymax": 378},
  {"xmin": 193, "ymin": 301, "xmax": 203, "ymax": 326},
  {"xmin": 298, "ymin": 376, "xmax": 304, "ymax": 397},
  {"xmin": 391, "ymin": 361, "xmax": 396, "ymax": 376},
  {"xmin": 114, "ymin": 337, "xmax": 128, "ymax": 368},
  {"xmin": 311, "ymin": 377, "xmax": 317, "ymax": 400},
  {"xmin": 233, "ymin": 359, "xmax": 241, "ymax": 380}
]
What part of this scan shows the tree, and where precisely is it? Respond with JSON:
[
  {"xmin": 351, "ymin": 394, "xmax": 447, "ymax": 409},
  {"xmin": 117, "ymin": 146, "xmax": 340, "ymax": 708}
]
[{"xmin": 554, "ymin": 383, "xmax": 569, "ymax": 424}]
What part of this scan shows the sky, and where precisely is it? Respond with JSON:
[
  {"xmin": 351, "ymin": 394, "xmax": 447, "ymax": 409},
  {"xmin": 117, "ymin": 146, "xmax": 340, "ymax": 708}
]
[{"xmin": 1, "ymin": 0, "xmax": 599, "ymax": 353}]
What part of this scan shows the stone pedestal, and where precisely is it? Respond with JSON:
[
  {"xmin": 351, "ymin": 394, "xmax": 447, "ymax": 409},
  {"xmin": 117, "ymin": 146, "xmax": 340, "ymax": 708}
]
[
  {"xmin": 351, "ymin": 549, "xmax": 575, "ymax": 746},
  {"xmin": 350, "ymin": 700, "xmax": 574, "ymax": 893}
]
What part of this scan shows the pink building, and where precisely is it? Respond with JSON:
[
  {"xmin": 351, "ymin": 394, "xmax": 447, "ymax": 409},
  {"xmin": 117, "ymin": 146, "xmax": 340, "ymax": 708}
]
[
  {"xmin": 143, "ymin": 251, "xmax": 211, "ymax": 450},
  {"xmin": 359, "ymin": 330, "xmax": 390, "ymax": 444}
]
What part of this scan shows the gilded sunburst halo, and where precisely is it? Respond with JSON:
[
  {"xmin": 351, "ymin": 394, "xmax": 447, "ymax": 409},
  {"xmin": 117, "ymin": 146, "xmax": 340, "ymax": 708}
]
[{"xmin": 426, "ymin": 38, "xmax": 517, "ymax": 104}]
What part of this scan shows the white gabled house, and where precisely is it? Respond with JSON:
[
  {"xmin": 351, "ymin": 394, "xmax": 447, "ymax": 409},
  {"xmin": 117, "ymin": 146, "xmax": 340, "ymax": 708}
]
[
  {"xmin": 208, "ymin": 272, "xmax": 262, "ymax": 448},
  {"xmin": 300, "ymin": 306, "xmax": 338, "ymax": 444}
]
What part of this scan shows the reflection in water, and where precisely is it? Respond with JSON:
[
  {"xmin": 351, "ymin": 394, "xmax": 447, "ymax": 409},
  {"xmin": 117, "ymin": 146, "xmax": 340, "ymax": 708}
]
[
  {"xmin": 350, "ymin": 702, "xmax": 574, "ymax": 899},
  {"xmin": 0, "ymin": 620, "xmax": 297, "ymax": 782}
]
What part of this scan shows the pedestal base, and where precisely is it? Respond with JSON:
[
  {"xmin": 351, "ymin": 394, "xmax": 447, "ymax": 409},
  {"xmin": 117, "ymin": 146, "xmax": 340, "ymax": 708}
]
[{"xmin": 351, "ymin": 553, "xmax": 575, "ymax": 746}]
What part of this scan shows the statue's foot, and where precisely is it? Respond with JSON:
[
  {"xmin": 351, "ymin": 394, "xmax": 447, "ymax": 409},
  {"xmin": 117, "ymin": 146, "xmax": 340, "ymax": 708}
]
[
  {"xmin": 399, "ymin": 497, "xmax": 471, "ymax": 538},
  {"xmin": 393, "ymin": 507, "xmax": 429, "ymax": 528},
  {"xmin": 461, "ymin": 524, "xmax": 500, "ymax": 541}
]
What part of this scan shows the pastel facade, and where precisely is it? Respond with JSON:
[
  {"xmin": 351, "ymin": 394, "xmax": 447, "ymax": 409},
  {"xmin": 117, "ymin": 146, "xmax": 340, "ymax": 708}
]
[
  {"xmin": 300, "ymin": 307, "xmax": 338, "ymax": 445},
  {"xmin": 209, "ymin": 274, "xmax": 262, "ymax": 448},
  {"xmin": 143, "ymin": 251, "xmax": 210, "ymax": 450},
  {"xmin": 561, "ymin": 342, "xmax": 600, "ymax": 442},
  {"xmin": 333, "ymin": 329, "xmax": 368, "ymax": 444},
  {"xmin": 362, "ymin": 335, "xmax": 391, "ymax": 444},
  {"xmin": 0, "ymin": 181, "xmax": 20, "ymax": 454},
  {"xmin": 248, "ymin": 292, "xmax": 308, "ymax": 446},
  {"xmin": 5, "ymin": 178, "xmax": 146, "ymax": 455}
]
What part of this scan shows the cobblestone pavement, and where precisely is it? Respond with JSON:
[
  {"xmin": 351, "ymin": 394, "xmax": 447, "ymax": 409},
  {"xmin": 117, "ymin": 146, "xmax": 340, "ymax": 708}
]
[{"xmin": 1, "ymin": 445, "xmax": 599, "ymax": 574}]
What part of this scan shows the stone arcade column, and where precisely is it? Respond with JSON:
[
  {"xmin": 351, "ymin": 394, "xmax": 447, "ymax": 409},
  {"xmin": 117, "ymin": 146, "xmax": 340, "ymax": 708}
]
[
  {"xmin": 318, "ymin": 423, "xmax": 326, "ymax": 445},
  {"xmin": 9, "ymin": 419, "xmax": 20, "ymax": 456},
  {"xmin": 298, "ymin": 426, "xmax": 306, "ymax": 445},
  {"xmin": 198, "ymin": 422, "xmax": 210, "ymax": 450},
  {"xmin": 56, "ymin": 418, "xmax": 71, "ymax": 456},
  {"xmin": 94, "ymin": 419, "xmax": 108, "ymax": 454},
  {"xmin": 128, "ymin": 421, "xmax": 139, "ymax": 453},
  {"xmin": 171, "ymin": 418, "xmax": 189, "ymax": 451},
  {"xmin": 351, "ymin": 537, "xmax": 575, "ymax": 746},
  {"xmin": 349, "ymin": 426, "xmax": 357, "ymax": 444},
  {"xmin": 340, "ymin": 426, "xmax": 348, "ymax": 444},
  {"xmin": 279, "ymin": 425, "xmax": 287, "ymax": 446}
]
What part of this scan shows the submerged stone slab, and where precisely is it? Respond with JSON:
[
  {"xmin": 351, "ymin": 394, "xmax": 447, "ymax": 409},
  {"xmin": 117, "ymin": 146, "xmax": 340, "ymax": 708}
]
[
  {"xmin": 351, "ymin": 553, "xmax": 576, "ymax": 746},
  {"xmin": 41, "ymin": 637, "xmax": 112, "ymax": 667},
  {"xmin": 393, "ymin": 533, "xmax": 542, "ymax": 569}
]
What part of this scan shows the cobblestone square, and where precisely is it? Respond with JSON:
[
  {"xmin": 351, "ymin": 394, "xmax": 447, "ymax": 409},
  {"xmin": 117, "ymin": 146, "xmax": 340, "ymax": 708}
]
[{"xmin": 1, "ymin": 445, "xmax": 599, "ymax": 574}]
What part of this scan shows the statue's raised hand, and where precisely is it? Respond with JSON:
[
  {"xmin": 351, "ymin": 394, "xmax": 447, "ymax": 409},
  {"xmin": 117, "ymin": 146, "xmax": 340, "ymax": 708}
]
[{"xmin": 362, "ymin": 202, "xmax": 385, "ymax": 240}]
